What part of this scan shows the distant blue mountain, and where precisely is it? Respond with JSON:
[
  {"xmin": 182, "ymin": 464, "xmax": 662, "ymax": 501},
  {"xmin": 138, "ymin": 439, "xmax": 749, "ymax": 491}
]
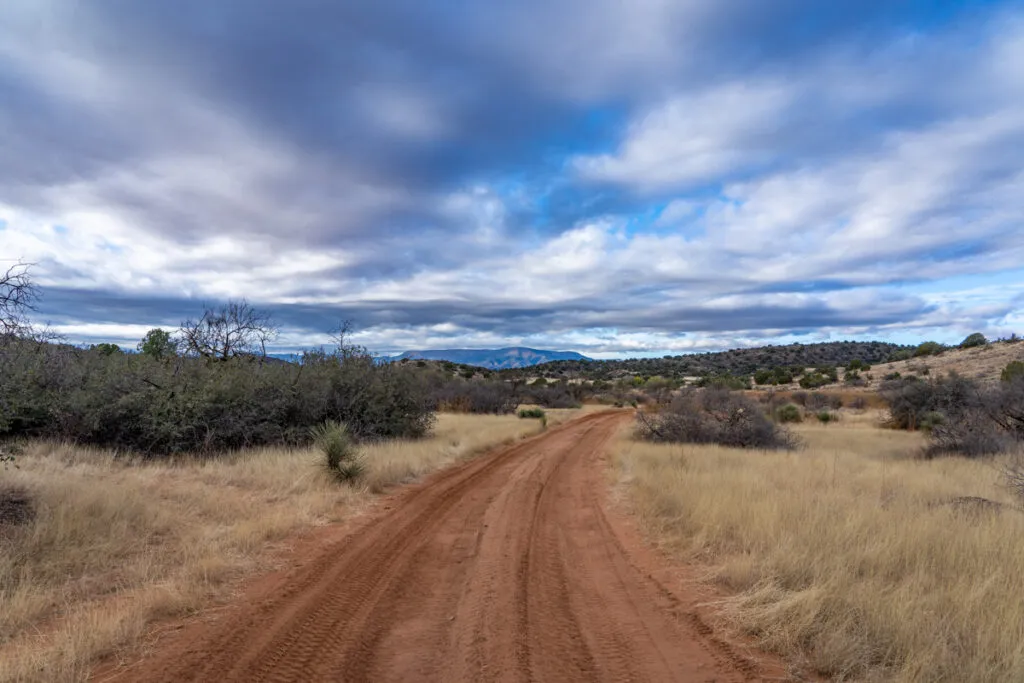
[{"xmin": 393, "ymin": 347, "xmax": 591, "ymax": 370}]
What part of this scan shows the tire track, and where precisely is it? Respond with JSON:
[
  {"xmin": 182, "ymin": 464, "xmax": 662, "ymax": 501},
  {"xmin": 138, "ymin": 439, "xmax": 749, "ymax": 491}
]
[{"xmin": 96, "ymin": 410, "xmax": 784, "ymax": 683}]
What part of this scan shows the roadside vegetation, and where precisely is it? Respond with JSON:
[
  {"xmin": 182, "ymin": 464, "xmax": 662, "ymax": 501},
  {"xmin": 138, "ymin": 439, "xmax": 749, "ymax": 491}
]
[
  {"xmin": 616, "ymin": 362, "xmax": 1024, "ymax": 682},
  {"xmin": 0, "ymin": 411, "xmax": 584, "ymax": 682}
]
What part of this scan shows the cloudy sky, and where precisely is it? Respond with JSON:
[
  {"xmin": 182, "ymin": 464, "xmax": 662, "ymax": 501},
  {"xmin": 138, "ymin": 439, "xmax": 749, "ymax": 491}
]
[{"xmin": 2, "ymin": 0, "xmax": 1023, "ymax": 358}]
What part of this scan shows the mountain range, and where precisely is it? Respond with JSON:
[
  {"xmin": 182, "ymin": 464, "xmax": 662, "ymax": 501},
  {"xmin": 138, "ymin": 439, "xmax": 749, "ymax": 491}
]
[{"xmin": 393, "ymin": 347, "xmax": 591, "ymax": 370}]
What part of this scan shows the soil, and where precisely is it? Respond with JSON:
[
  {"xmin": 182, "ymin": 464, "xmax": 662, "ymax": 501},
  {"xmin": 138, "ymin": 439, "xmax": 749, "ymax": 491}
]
[{"xmin": 94, "ymin": 411, "xmax": 789, "ymax": 682}]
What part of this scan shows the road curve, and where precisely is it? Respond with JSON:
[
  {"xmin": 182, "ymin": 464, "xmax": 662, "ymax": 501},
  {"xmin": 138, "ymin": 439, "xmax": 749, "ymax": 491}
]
[{"xmin": 97, "ymin": 411, "xmax": 772, "ymax": 682}]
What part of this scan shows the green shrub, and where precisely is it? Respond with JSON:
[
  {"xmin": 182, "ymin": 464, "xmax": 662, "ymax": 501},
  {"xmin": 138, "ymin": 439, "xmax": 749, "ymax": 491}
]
[
  {"xmin": 697, "ymin": 373, "xmax": 751, "ymax": 390},
  {"xmin": 518, "ymin": 407, "xmax": 546, "ymax": 419},
  {"xmin": 776, "ymin": 404, "xmax": 803, "ymax": 423},
  {"xmin": 799, "ymin": 372, "xmax": 833, "ymax": 389},
  {"xmin": 914, "ymin": 341, "xmax": 946, "ymax": 357},
  {"xmin": 959, "ymin": 332, "xmax": 988, "ymax": 348},
  {"xmin": 1002, "ymin": 361, "xmax": 1024, "ymax": 384},
  {"xmin": 311, "ymin": 420, "xmax": 363, "ymax": 483},
  {"xmin": 0, "ymin": 338, "xmax": 435, "ymax": 455},
  {"xmin": 816, "ymin": 411, "xmax": 837, "ymax": 424}
]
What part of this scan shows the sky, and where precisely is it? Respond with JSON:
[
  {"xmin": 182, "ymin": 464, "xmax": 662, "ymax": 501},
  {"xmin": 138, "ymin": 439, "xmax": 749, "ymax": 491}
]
[{"xmin": 1, "ymin": 0, "xmax": 1023, "ymax": 359}]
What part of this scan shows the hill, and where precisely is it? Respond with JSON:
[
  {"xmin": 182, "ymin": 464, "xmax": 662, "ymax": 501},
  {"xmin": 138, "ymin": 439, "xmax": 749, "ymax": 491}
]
[
  {"xmin": 393, "ymin": 347, "xmax": 591, "ymax": 370},
  {"xmin": 866, "ymin": 340, "xmax": 1024, "ymax": 387},
  {"xmin": 499, "ymin": 341, "xmax": 912, "ymax": 380}
]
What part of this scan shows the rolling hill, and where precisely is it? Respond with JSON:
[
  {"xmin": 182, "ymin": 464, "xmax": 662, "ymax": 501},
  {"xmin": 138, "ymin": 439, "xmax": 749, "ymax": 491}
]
[{"xmin": 393, "ymin": 347, "xmax": 591, "ymax": 370}]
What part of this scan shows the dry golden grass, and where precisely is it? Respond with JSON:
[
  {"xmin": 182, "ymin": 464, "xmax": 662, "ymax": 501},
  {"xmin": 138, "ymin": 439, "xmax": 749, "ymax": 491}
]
[
  {"xmin": 869, "ymin": 341, "xmax": 1024, "ymax": 387},
  {"xmin": 0, "ymin": 410, "xmax": 578, "ymax": 683},
  {"xmin": 614, "ymin": 413, "xmax": 1024, "ymax": 682}
]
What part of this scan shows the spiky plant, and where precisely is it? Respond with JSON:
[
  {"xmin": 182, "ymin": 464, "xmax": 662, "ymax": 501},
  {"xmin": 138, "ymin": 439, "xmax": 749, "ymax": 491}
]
[{"xmin": 310, "ymin": 420, "xmax": 363, "ymax": 483}]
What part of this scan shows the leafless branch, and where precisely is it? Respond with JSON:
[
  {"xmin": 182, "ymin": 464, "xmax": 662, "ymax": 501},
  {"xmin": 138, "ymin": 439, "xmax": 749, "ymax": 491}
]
[
  {"xmin": 0, "ymin": 261, "xmax": 38, "ymax": 336},
  {"xmin": 179, "ymin": 299, "xmax": 278, "ymax": 361}
]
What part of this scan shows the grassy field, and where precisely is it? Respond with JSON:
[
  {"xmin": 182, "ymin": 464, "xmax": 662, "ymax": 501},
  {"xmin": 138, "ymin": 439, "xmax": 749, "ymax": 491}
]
[
  {"xmin": 614, "ymin": 410, "xmax": 1024, "ymax": 682},
  {"xmin": 0, "ymin": 409, "xmax": 582, "ymax": 683}
]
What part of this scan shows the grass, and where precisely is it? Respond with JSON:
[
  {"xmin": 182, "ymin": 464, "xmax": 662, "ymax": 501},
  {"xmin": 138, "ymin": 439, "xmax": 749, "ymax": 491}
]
[
  {"xmin": 614, "ymin": 410, "xmax": 1024, "ymax": 682},
  {"xmin": 0, "ymin": 410, "xmax": 581, "ymax": 682}
]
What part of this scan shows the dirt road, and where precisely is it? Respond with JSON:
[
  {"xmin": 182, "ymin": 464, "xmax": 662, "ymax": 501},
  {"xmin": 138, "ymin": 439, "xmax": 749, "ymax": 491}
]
[{"xmin": 98, "ymin": 411, "xmax": 778, "ymax": 682}]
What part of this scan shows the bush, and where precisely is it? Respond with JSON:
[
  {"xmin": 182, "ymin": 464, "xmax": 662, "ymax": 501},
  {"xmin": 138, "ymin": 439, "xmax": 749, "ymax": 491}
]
[
  {"xmin": 881, "ymin": 373, "xmax": 1024, "ymax": 457},
  {"xmin": 816, "ymin": 411, "xmax": 837, "ymax": 424},
  {"xmin": 433, "ymin": 379, "xmax": 519, "ymax": 414},
  {"xmin": 518, "ymin": 407, "xmax": 546, "ymax": 419},
  {"xmin": 806, "ymin": 392, "xmax": 842, "ymax": 411},
  {"xmin": 1002, "ymin": 361, "xmax": 1024, "ymax": 384},
  {"xmin": 754, "ymin": 367, "xmax": 794, "ymax": 386},
  {"xmin": 636, "ymin": 389, "xmax": 798, "ymax": 450},
  {"xmin": 311, "ymin": 420, "xmax": 363, "ymax": 483},
  {"xmin": 528, "ymin": 384, "xmax": 583, "ymax": 408},
  {"xmin": 960, "ymin": 332, "xmax": 988, "ymax": 348},
  {"xmin": 790, "ymin": 391, "xmax": 808, "ymax": 406},
  {"xmin": 843, "ymin": 370, "xmax": 866, "ymax": 386},
  {"xmin": 913, "ymin": 341, "xmax": 946, "ymax": 357},
  {"xmin": 0, "ymin": 339, "xmax": 435, "ymax": 455},
  {"xmin": 799, "ymin": 372, "xmax": 834, "ymax": 389},
  {"xmin": 696, "ymin": 373, "xmax": 751, "ymax": 390},
  {"xmin": 775, "ymin": 403, "xmax": 803, "ymax": 423}
]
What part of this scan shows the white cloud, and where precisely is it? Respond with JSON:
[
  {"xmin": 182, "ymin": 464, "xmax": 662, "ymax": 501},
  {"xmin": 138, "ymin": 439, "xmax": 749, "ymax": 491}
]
[{"xmin": 574, "ymin": 81, "xmax": 794, "ymax": 189}]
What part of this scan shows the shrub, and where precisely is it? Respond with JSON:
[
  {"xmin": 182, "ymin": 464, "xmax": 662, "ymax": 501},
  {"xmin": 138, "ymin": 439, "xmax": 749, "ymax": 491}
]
[
  {"xmin": 843, "ymin": 370, "xmax": 866, "ymax": 386},
  {"xmin": 790, "ymin": 391, "xmax": 808, "ymax": 406},
  {"xmin": 847, "ymin": 359, "xmax": 871, "ymax": 371},
  {"xmin": 696, "ymin": 373, "xmax": 751, "ymax": 390},
  {"xmin": 528, "ymin": 384, "xmax": 583, "ymax": 409},
  {"xmin": 518, "ymin": 407, "xmax": 546, "ymax": 419},
  {"xmin": 754, "ymin": 367, "xmax": 794, "ymax": 386},
  {"xmin": 799, "ymin": 372, "xmax": 833, "ymax": 389},
  {"xmin": 433, "ymin": 379, "xmax": 518, "ymax": 414},
  {"xmin": 960, "ymin": 332, "xmax": 988, "ymax": 348},
  {"xmin": 636, "ymin": 389, "xmax": 798, "ymax": 450},
  {"xmin": 887, "ymin": 348, "xmax": 914, "ymax": 362},
  {"xmin": 775, "ymin": 404, "xmax": 803, "ymax": 423},
  {"xmin": 0, "ymin": 338, "xmax": 435, "ymax": 455},
  {"xmin": 1002, "ymin": 361, "xmax": 1024, "ymax": 384},
  {"xmin": 882, "ymin": 373, "xmax": 1024, "ymax": 457},
  {"xmin": 311, "ymin": 420, "xmax": 363, "ymax": 483},
  {"xmin": 913, "ymin": 341, "xmax": 946, "ymax": 357},
  {"xmin": 884, "ymin": 372, "xmax": 902, "ymax": 381},
  {"xmin": 806, "ymin": 392, "xmax": 842, "ymax": 411},
  {"xmin": 849, "ymin": 396, "xmax": 868, "ymax": 410},
  {"xmin": 816, "ymin": 411, "xmax": 837, "ymax": 424}
]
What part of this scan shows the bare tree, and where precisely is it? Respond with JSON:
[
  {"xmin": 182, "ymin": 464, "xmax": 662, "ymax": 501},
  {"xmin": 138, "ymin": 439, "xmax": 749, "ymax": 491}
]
[
  {"xmin": 329, "ymin": 319, "xmax": 368, "ymax": 359},
  {"xmin": 0, "ymin": 261, "xmax": 37, "ymax": 336},
  {"xmin": 179, "ymin": 300, "xmax": 278, "ymax": 361}
]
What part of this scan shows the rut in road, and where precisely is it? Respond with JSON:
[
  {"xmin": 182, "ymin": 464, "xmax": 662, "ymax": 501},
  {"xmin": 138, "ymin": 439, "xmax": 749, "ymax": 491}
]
[{"xmin": 98, "ymin": 411, "xmax": 775, "ymax": 683}]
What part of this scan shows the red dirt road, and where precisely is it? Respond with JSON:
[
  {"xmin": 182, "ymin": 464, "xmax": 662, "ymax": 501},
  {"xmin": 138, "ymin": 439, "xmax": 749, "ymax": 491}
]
[{"xmin": 97, "ymin": 411, "xmax": 782, "ymax": 682}]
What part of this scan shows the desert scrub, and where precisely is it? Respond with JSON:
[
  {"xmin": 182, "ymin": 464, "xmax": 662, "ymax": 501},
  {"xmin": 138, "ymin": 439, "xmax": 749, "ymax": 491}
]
[
  {"xmin": 775, "ymin": 404, "xmax": 802, "ymax": 423},
  {"xmin": 518, "ymin": 407, "xmax": 546, "ymax": 419}
]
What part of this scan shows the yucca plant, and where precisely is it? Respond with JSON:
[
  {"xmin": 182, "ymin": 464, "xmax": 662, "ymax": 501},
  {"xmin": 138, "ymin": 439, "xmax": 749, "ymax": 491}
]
[{"xmin": 310, "ymin": 420, "xmax": 363, "ymax": 483}]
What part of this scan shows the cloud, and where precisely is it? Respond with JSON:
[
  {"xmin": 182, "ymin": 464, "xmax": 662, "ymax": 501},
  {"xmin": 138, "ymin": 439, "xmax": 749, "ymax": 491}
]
[{"xmin": 1, "ymin": 1, "xmax": 1023, "ymax": 355}]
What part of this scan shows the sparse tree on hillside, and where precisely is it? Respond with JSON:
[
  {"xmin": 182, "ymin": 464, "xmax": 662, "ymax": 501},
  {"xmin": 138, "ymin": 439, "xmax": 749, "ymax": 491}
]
[
  {"xmin": 138, "ymin": 328, "xmax": 179, "ymax": 360},
  {"xmin": 0, "ymin": 261, "xmax": 37, "ymax": 336},
  {"xmin": 960, "ymin": 333, "xmax": 988, "ymax": 348},
  {"xmin": 179, "ymin": 300, "xmax": 278, "ymax": 361}
]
